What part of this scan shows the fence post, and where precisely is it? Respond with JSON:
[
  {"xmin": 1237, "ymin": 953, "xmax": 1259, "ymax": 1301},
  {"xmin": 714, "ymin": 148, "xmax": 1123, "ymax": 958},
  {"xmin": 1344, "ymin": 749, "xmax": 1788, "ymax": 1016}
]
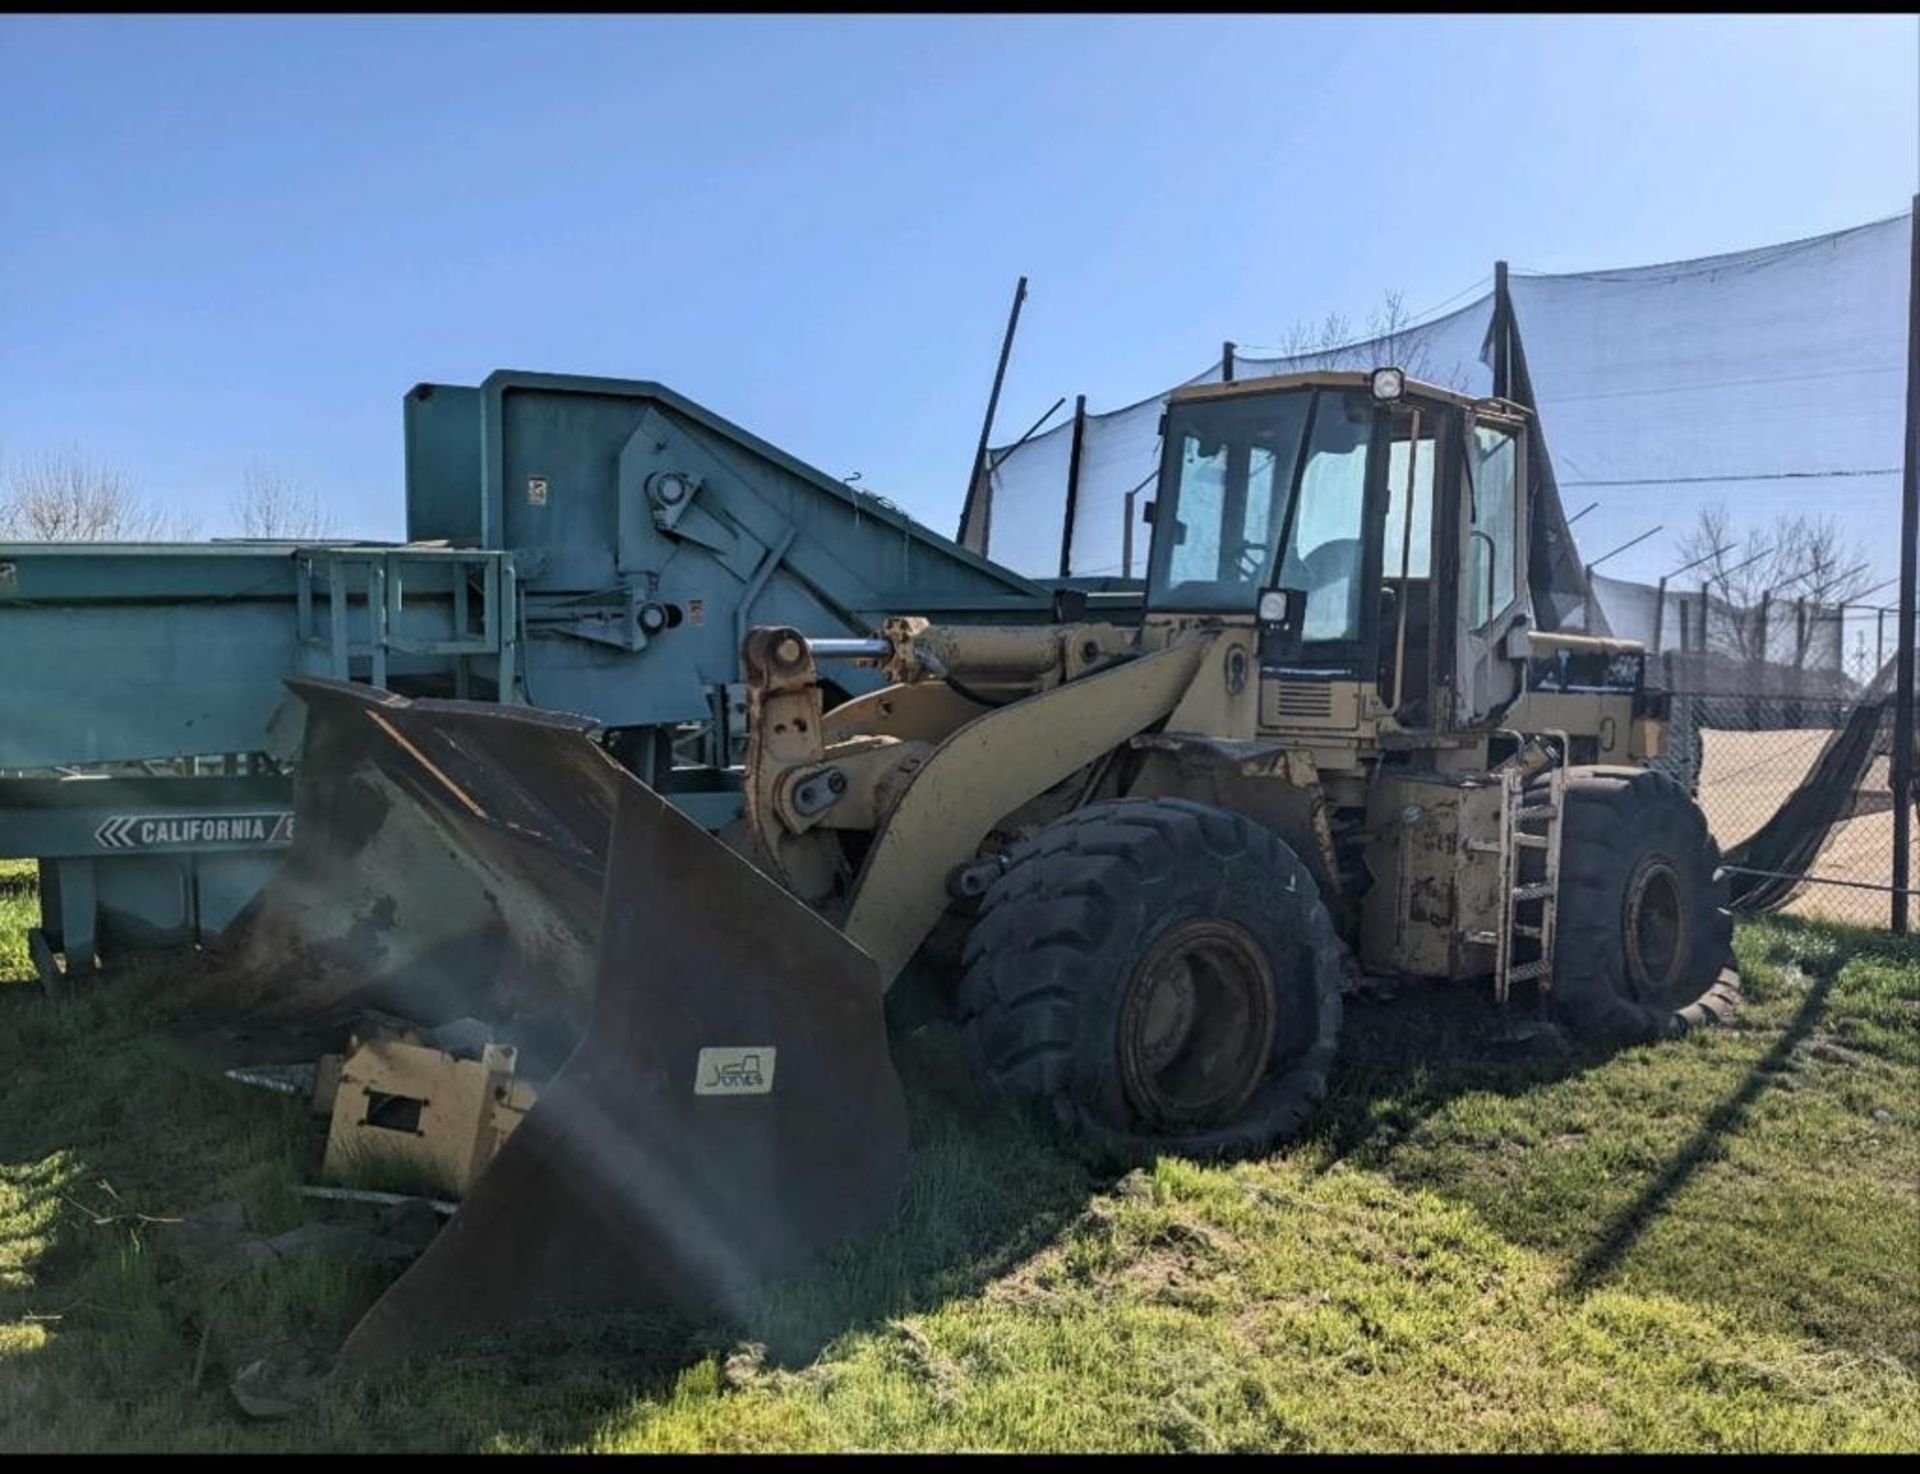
[
  {"xmin": 1749, "ymin": 589, "xmax": 1771, "ymax": 723},
  {"xmin": 1891, "ymin": 193, "xmax": 1919, "ymax": 932},
  {"xmin": 960, "ymin": 276, "xmax": 1028, "ymax": 558},
  {"xmin": 1058, "ymin": 394, "xmax": 1088, "ymax": 580},
  {"xmin": 1493, "ymin": 261, "xmax": 1512, "ymax": 400}
]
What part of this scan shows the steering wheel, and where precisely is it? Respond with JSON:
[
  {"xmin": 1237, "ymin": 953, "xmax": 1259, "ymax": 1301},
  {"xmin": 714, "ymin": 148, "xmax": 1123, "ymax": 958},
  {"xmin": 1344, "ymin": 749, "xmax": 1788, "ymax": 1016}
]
[{"xmin": 1232, "ymin": 539, "xmax": 1269, "ymax": 579}]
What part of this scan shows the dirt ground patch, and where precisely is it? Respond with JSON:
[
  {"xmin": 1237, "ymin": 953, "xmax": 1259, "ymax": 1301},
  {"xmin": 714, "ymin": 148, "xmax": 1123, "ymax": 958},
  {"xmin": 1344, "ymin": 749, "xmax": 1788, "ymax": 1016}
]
[{"xmin": 1696, "ymin": 730, "xmax": 1902, "ymax": 926}]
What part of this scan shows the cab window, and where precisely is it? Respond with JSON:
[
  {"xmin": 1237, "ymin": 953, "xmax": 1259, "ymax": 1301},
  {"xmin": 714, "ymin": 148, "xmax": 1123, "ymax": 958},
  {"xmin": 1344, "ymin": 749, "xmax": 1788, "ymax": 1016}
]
[{"xmin": 1462, "ymin": 423, "xmax": 1519, "ymax": 628}]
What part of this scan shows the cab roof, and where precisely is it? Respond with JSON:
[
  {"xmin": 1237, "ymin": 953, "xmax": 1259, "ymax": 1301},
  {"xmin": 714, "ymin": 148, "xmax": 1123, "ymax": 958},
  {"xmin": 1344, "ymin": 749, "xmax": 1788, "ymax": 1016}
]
[{"xmin": 1168, "ymin": 369, "xmax": 1529, "ymax": 419}]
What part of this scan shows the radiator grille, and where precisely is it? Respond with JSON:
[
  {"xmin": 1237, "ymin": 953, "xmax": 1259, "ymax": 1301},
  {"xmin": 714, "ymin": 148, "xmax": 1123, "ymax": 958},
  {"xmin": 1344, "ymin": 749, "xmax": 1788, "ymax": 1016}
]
[{"xmin": 1274, "ymin": 682, "xmax": 1334, "ymax": 719}]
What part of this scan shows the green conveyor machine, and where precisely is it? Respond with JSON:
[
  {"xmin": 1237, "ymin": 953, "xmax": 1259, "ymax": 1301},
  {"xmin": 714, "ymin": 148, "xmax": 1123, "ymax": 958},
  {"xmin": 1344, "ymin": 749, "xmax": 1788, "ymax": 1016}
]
[{"xmin": 0, "ymin": 370, "xmax": 1083, "ymax": 983}]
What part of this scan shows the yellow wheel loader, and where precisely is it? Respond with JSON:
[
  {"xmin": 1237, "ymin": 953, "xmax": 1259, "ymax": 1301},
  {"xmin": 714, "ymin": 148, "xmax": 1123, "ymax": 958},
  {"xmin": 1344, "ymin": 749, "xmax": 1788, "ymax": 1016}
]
[{"xmin": 212, "ymin": 368, "xmax": 1735, "ymax": 1375}]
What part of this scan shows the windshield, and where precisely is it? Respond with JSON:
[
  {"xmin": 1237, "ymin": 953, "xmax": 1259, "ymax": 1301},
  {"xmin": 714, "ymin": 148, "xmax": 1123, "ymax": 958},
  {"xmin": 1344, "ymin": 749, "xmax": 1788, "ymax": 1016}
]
[{"xmin": 1148, "ymin": 387, "xmax": 1376, "ymax": 644}]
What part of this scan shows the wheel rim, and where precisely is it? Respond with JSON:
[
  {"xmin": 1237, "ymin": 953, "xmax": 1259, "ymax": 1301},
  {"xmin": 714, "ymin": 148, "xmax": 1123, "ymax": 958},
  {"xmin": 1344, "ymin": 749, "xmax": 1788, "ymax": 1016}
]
[
  {"xmin": 1118, "ymin": 918, "xmax": 1275, "ymax": 1130},
  {"xmin": 1623, "ymin": 856, "xmax": 1687, "ymax": 1002}
]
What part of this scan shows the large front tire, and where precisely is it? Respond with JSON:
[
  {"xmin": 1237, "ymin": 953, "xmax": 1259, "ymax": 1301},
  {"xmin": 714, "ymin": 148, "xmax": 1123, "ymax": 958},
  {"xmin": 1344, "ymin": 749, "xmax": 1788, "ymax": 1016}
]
[
  {"xmin": 1535, "ymin": 767, "xmax": 1738, "ymax": 1043},
  {"xmin": 956, "ymin": 798, "xmax": 1343, "ymax": 1163}
]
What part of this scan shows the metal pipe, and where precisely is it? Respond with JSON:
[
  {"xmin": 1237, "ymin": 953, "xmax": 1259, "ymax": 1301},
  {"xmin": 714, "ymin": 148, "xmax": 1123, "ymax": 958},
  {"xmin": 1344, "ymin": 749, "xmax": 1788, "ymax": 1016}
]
[
  {"xmin": 959, "ymin": 276, "xmax": 1029, "ymax": 555},
  {"xmin": 1587, "ymin": 524, "xmax": 1665, "ymax": 571},
  {"xmin": 1492, "ymin": 262, "xmax": 1511, "ymax": 401},
  {"xmin": 1719, "ymin": 864, "xmax": 1919, "ymax": 896},
  {"xmin": 1711, "ymin": 543, "xmax": 1775, "ymax": 582},
  {"xmin": 1892, "ymin": 190, "xmax": 1919, "ymax": 932},
  {"xmin": 1120, "ymin": 467, "xmax": 1157, "ymax": 581},
  {"xmin": 805, "ymin": 638, "xmax": 892, "ymax": 660},
  {"xmin": 987, "ymin": 396, "xmax": 1067, "ymax": 474},
  {"xmin": 1665, "ymin": 543, "xmax": 1732, "ymax": 581},
  {"xmin": 1222, "ymin": 341, "xmax": 1237, "ymax": 383},
  {"xmin": 1059, "ymin": 394, "xmax": 1088, "ymax": 579}
]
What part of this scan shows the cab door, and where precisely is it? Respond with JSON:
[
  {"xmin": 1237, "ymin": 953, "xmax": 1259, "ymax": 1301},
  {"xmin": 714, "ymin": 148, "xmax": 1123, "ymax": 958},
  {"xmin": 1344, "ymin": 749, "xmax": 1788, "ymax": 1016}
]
[{"xmin": 1448, "ymin": 411, "xmax": 1529, "ymax": 727}]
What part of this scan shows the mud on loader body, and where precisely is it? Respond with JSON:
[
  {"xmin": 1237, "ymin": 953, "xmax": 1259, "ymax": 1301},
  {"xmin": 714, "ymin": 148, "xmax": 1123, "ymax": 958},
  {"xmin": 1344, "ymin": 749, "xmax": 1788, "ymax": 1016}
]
[{"xmin": 226, "ymin": 370, "xmax": 1735, "ymax": 1374}]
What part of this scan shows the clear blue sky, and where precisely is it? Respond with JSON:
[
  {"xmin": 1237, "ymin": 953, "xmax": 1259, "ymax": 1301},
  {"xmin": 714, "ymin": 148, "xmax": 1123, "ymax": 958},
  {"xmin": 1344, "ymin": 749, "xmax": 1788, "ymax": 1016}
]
[{"xmin": 3, "ymin": 14, "xmax": 1915, "ymax": 544}]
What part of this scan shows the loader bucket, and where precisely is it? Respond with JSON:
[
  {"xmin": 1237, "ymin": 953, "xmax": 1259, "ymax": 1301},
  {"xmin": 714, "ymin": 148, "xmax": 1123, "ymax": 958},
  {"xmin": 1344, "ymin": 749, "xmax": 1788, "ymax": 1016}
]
[
  {"xmin": 333, "ymin": 770, "xmax": 908, "ymax": 1375},
  {"xmin": 202, "ymin": 679, "xmax": 909, "ymax": 1373},
  {"xmin": 208, "ymin": 678, "xmax": 628, "ymax": 1066}
]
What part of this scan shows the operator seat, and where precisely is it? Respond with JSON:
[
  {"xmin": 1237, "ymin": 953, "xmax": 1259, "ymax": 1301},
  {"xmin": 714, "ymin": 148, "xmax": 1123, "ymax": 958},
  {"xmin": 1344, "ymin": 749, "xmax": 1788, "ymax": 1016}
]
[{"xmin": 1279, "ymin": 537, "xmax": 1363, "ymax": 643}]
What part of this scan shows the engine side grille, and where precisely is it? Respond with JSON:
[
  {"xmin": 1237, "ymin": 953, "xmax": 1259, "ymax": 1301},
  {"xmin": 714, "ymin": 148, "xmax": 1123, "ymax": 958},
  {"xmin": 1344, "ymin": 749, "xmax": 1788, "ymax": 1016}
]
[{"xmin": 1274, "ymin": 681, "xmax": 1334, "ymax": 719}]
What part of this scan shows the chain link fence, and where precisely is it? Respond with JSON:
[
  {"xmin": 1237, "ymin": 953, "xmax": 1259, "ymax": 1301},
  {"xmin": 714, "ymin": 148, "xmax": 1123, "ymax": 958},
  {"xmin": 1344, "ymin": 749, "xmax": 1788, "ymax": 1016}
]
[{"xmin": 1653, "ymin": 688, "xmax": 1910, "ymax": 928}]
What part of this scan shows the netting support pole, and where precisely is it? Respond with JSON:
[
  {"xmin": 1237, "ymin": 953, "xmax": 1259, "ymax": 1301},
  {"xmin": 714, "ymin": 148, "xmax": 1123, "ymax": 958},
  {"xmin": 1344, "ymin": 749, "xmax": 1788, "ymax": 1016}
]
[
  {"xmin": 1891, "ymin": 195, "xmax": 1919, "ymax": 933},
  {"xmin": 960, "ymin": 275, "xmax": 1028, "ymax": 557},
  {"xmin": 1652, "ymin": 574, "xmax": 1669, "ymax": 653},
  {"xmin": 1059, "ymin": 394, "xmax": 1088, "ymax": 580},
  {"xmin": 1493, "ymin": 261, "xmax": 1512, "ymax": 401},
  {"xmin": 1222, "ymin": 341, "xmax": 1237, "ymax": 383}
]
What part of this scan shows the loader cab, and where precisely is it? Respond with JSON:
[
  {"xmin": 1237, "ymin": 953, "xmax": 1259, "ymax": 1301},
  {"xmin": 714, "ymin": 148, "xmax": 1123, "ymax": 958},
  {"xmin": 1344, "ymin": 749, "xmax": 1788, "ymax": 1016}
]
[{"xmin": 1144, "ymin": 370, "xmax": 1530, "ymax": 737}]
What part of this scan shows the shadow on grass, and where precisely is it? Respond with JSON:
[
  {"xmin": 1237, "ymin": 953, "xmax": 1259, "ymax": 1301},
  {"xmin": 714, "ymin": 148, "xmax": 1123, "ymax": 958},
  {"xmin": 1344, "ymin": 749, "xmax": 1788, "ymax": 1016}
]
[
  {"xmin": 1559, "ymin": 914, "xmax": 1918, "ymax": 1306},
  {"xmin": 1307, "ymin": 914, "xmax": 1920, "ymax": 1353},
  {"xmin": 1309, "ymin": 978, "xmax": 1603, "ymax": 1172},
  {"xmin": 7, "ymin": 917, "xmax": 1912, "ymax": 1449},
  {"xmin": 1311, "ymin": 913, "xmax": 1908, "ymax": 1187},
  {"xmin": 1561, "ymin": 952, "xmax": 1839, "ymax": 1297}
]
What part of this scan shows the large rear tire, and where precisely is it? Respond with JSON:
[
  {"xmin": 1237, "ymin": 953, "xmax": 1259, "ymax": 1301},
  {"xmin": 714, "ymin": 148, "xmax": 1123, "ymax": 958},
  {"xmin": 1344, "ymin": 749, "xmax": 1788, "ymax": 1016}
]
[
  {"xmin": 956, "ymin": 798, "xmax": 1343, "ymax": 1163},
  {"xmin": 1533, "ymin": 766, "xmax": 1738, "ymax": 1043}
]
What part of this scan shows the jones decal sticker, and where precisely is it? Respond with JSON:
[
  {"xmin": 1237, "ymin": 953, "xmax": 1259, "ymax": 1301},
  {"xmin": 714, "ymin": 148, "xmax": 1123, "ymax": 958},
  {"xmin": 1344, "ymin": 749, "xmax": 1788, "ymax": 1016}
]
[{"xmin": 693, "ymin": 1046, "xmax": 775, "ymax": 1096}]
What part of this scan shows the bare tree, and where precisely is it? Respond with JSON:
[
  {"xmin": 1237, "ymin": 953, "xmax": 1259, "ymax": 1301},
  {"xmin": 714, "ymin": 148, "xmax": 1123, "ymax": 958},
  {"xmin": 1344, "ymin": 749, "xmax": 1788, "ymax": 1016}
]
[
  {"xmin": 1266, "ymin": 289, "xmax": 1473, "ymax": 391},
  {"xmin": 1678, "ymin": 502, "xmax": 1875, "ymax": 667},
  {"xmin": 231, "ymin": 463, "xmax": 336, "ymax": 540},
  {"xmin": 0, "ymin": 448, "xmax": 196, "ymax": 541},
  {"xmin": 1276, "ymin": 309, "xmax": 1354, "ymax": 363}
]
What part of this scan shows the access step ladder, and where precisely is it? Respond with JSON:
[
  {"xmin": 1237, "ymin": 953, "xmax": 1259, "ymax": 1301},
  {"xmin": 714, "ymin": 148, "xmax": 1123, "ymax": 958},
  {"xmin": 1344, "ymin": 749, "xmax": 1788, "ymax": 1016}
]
[{"xmin": 1469, "ymin": 734, "xmax": 1570, "ymax": 1004}]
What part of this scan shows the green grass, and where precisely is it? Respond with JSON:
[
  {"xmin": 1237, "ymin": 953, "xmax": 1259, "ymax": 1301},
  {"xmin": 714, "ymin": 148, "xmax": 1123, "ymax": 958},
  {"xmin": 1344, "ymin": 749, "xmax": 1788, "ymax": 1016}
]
[
  {"xmin": 0, "ymin": 883, "xmax": 1916, "ymax": 1450},
  {"xmin": 0, "ymin": 860, "xmax": 35, "ymax": 982}
]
